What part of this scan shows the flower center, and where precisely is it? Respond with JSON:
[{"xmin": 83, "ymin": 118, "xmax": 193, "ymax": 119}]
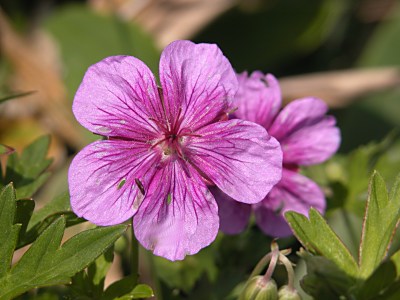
[
  {"xmin": 150, "ymin": 128, "xmax": 185, "ymax": 160},
  {"xmin": 149, "ymin": 105, "xmax": 201, "ymax": 160},
  {"xmin": 162, "ymin": 132, "xmax": 182, "ymax": 155}
]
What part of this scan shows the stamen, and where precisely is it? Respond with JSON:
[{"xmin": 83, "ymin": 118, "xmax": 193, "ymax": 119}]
[
  {"xmin": 149, "ymin": 117, "xmax": 167, "ymax": 132},
  {"xmin": 219, "ymin": 107, "xmax": 238, "ymax": 121},
  {"xmin": 227, "ymin": 107, "xmax": 238, "ymax": 114},
  {"xmin": 158, "ymin": 86, "xmax": 170, "ymax": 131},
  {"xmin": 171, "ymin": 106, "xmax": 183, "ymax": 134},
  {"xmin": 150, "ymin": 137, "xmax": 168, "ymax": 150},
  {"xmin": 177, "ymin": 128, "xmax": 202, "ymax": 138},
  {"xmin": 135, "ymin": 178, "xmax": 145, "ymax": 195},
  {"xmin": 175, "ymin": 146, "xmax": 186, "ymax": 160},
  {"xmin": 181, "ymin": 132, "xmax": 202, "ymax": 138}
]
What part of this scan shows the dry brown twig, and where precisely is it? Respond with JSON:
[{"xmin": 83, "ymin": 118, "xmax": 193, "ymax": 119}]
[
  {"xmin": 1, "ymin": 2, "xmax": 399, "ymax": 150},
  {"xmin": 279, "ymin": 68, "xmax": 400, "ymax": 108},
  {"xmin": 90, "ymin": 0, "xmax": 238, "ymax": 48},
  {"xmin": 89, "ymin": 1, "xmax": 400, "ymax": 108},
  {"xmin": 0, "ymin": 8, "xmax": 87, "ymax": 150}
]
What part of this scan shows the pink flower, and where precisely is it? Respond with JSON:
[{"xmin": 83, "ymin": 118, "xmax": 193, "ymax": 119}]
[
  {"xmin": 68, "ymin": 41, "xmax": 282, "ymax": 260},
  {"xmin": 215, "ymin": 71, "xmax": 340, "ymax": 237}
]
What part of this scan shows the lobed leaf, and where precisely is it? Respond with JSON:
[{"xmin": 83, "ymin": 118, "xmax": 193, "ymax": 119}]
[
  {"xmin": 359, "ymin": 171, "xmax": 400, "ymax": 278},
  {"xmin": 0, "ymin": 216, "xmax": 127, "ymax": 299},
  {"xmin": 0, "ymin": 184, "xmax": 21, "ymax": 277},
  {"xmin": 103, "ymin": 278, "xmax": 154, "ymax": 300},
  {"xmin": 3, "ymin": 136, "xmax": 52, "ymax": 199},
  {"xmin": 356, "ymin": 260, "xmax": 397, "ymax": 300},
  {"xmin": 15, "ymin": 199, "xmax": 35, "ymax": 239},
  {"xmin": 114, "ymin": 284, "xmax": 154, "ymax": 299},
  {"xmin": 70, "ymin": 246, "xmax": 115, "ymax": 298},
  {"xmin": 17, "ymin": 193, "xmax": 85, "ymax": 249},
  {"xmin": 286, "ymin": 208, "xmax": 359, "ymax": 277},
  {"xmin": 28, "ymin": 192, "xmax": 71, "ymax": 229},
  {"xmin": 373, "ymin": 280, "xmax": 400, "ymax": 300},
  {"xmin": 391, "ymin": 249, "xmax": 400, "ymax": 278},
  {"xmin": 87, "ymin": 246, "xmax": 114, "ymax": 296},
  {"xmin": 344, "ymin": 145, "xmax": 378, "ymax": 215},
  {"xmin": 299, "ymin": 253, "xmax": 356, "ymax": 300},
  {"xmin": 153, "ymin": 245, "xmax": 218, "ymax": 293}
]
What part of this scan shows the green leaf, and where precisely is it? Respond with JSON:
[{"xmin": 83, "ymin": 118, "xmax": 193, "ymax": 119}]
[
  {"xmin": 17, "ymin": 193, "xmax": 85, "ymax": 249},
  {"xmin": 28, "ymin": 192, "xmax": 71, "ymax": 229},
  {"xmin": 0, "ymin": 91, "xmax": 35, "ymax": 104},
  {"xmin": 299, "ymin": 252, "xmax": 356, "ymax": 300},
  {"xmin": 87, "ymin": 246, "xmax": 114, "ymax": 293},
  {"xmin": 374, "ymin": 280, "xmax": 400, "ymax": 300},
  {"xmin": 15, "ymin": 199, "xmax": 35, "ymax": 239},
  {"xmin": 70, "ymin": 246, "xmax": 114, "ymax": 298},
  {"xmin": 328, "ymin": 209, "xmax": 363, "ymax": 259},
  {"xmin": 345, "ymin": 147, "xmax": 375, "ymax": 214},
  {"xmin": 3, "ymin": 135, "xmax": 52, "ymax": 199},
  {"xmin": 356, "ymin": 260, "xmax": 397, "ymax": 300},
  {"xmin": 375, "ymin": 139, "xmax": 400, "ymax": 189},
  {"xmin": 195, "ymin": 0, "xmax": 346, "ymax": 71},
  {"xmin": 44, "ymin": 4, "xmax": 160, "ymax": 101},
  {"xmin": 356, "ymin": 5, "xmax": 400, "ymax": 135},
  {"xmin": 114, "ymin": 284, "xmax": 154, "ymax": 300},
  {"xmin": 0, "ymin": 184, "xmax": 21, "ymax": 277},
  {"xmin": 391, "ymin": 249, "xmax": 400, "ymax": 278},
  {"xmin": 0, "ymin": 216, "xmax": 127, "ymax": 299},
  {"xmin": 359, "ymin": 6, "xmax": 400, "ymax": 67},
  {"xmin": 154, "ymin": 245, "xmax": 218, "ymax": 293},
  {"xmin": 104, "ymin": 281, "xmax": 154, "ymax": 300},
  {"xmin": 359, "ymin": 171, "xmax": 400, "ymax": 278},
  {"xmin": 285, "ymin": 208, "xmax": 359, "ymax": 277},
  {"xmin": 103, "ymin": 275, "xmax": 137, "ymax": 300}
]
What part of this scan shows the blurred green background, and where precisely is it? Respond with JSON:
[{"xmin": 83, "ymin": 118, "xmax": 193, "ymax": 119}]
[
  {"xmin": 1, "ymin": 0, "xmax": 400, "ymax": 299},
  {"xmin": 1, "ymin": 0, "xmax": 399, "ymax": 154}
]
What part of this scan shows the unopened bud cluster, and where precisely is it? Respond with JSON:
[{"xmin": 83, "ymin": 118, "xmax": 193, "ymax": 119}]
[
  {"xmin": 239, "ymin": 242, "xmax": 302, "ymax": 300},
  {"xmin": 240, "ymin": 276, "xmax": 278, "ymax": 300}
]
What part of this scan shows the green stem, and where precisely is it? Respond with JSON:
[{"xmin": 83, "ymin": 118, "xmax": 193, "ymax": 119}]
[
  {"xmin": 130, "ymin": 221, "xmax": 139, "ymax": 285},
  {"xmin": 249, "ymin": 241, "xmax": 280, "ymax": 279},
  {"xmin": 278, "ymin": 253, "xmax": 295, "ymax": 291},
  {"xmin": 263, "ymin": 248, "xmax": 279, "ymax": 282},
  {"xmin": 249, "ymin": 252, "xmax": 272, "ymax": 278}
]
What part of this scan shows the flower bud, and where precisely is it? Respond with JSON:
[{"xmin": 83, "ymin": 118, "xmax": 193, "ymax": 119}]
[
  {"xmin": 240, "ymin": 276, "xmax": 278, "ymax": 300},
  {"xmin": 278, "ymin": 285, "xmax": 302, "ymax": 300}
]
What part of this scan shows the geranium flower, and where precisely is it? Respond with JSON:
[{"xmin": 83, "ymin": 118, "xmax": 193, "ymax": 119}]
[
  {"xmin": 68, "ymin": 41, "xmax": 282, "ymax": 260},
  {"xmin": 215, "ymin": 71, "xmax": 340, "ymax": 237}
]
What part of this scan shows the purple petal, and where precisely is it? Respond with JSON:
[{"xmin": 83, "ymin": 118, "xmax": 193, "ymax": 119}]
[
  {"xmin": 212, "ymin": 187, "xmax": 251, "ymax": 235},
  {"xmin": 255, "ymin": 169, "xmax": 325, "ymax": 237},
  {"xmin": 68, "ymin": 140, "xmax": 160, "ymax": 225},
  {"xmin": 186, "ymin": 119, "xmax": 282, "ymax": 204},
  {"xmin": 159, "ymin": 40, "xmax": 237, "ymax": 131},
  {"xmin": 133, "ymin": 160, "xmax": 219, "ymax": 261},
  {"xmin": 269, "ymin": 97, "xmax": 340, "ymax": 165},
  {"xmin": 73, "ymin": 55, "xmax": 162, "ymax": 140},
  {"xmin": 234, "ymin": 72, "xmax": 282, "ymax": 129}
]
